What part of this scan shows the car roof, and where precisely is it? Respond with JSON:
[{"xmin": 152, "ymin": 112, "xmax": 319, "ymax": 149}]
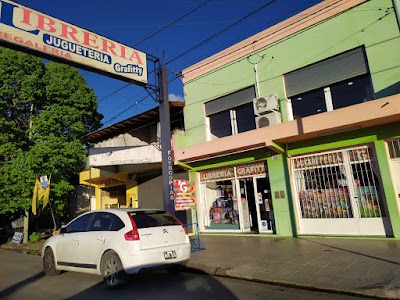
[{"xmin": 86, "ymin": 208, "xmax": 165, "ymax": 214}]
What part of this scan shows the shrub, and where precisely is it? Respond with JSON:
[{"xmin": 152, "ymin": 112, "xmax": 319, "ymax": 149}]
[{"xmin": 29, "ymin": 232, "xmax": 41, "ymax": 243}]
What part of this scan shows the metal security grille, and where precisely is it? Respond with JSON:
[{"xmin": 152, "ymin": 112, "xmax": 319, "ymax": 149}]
[
  {"xmin": 348, "ymin": 148, "xmax": 383, "ymax": 218},
  {"xmin": 388, "ymin": 139, "xmax": 400, "ymax": 159},
  {"xmin": 292, "ymin": 146, "xmax": 383, "ymax": 219},
  {"xmin": 293, "ymin": 152, "xmax": 352, "ymax": 219}
]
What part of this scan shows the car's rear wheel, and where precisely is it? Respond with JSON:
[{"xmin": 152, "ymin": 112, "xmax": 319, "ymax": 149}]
[
  {"xmin": 101, "ymin": 251, "xmax": 127, "ymax": 288},
  {"xmin": 43, "ymin": 247, "xmax": 61, "ymax": 276}
]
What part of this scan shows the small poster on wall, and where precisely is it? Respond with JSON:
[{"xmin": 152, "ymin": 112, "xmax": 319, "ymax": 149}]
[
  {"xmin": 173, "ymin": 180, "xmax": 196, "ymax": 211},
  {"xmin": 257, "ymin": 192, "xmax": 263, "ymax": 204}
]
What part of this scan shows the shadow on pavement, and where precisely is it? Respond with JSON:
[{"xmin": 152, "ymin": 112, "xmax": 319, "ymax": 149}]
[
  {"xmin": 64, "ymin": 269, "xmax": 239, "ymax": 300},
  {"xmin": 0, "ymin": 272, "xmax": 45, "ymax": 299},
  {"xmin": 301, "ymin": 238, "xmax": 400, "ymax": 266}
]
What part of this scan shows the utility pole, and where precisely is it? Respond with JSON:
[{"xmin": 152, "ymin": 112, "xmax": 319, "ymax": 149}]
[
  {"xmin": 23, "ymin": 104, "xmax": 34, "ymax": 244},
  {"xmin": 158, "ymin": 65, "xmax": 175, "ymax": 216}
]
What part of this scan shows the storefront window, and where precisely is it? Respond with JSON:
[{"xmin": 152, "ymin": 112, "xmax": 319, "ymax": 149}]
[
  {"xmin": 199, "ymin": 162, "xmax": 268, "ymax": 232},
  {"xmin": 292, "ymin": 147, "xmax": 384, "ymax": 219},
  {"xmin": 203, "ymin": 180, "xmax": 240, "ymax": 230}
]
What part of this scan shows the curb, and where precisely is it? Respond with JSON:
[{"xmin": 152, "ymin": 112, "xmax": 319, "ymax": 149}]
[{"xmin": 184, "ymin": 261, "xmax": 399, "ymax": 300}]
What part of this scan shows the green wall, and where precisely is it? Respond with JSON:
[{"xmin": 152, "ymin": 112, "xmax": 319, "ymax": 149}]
[
  {"xmin": 286, "ymin": 123, "xmax": 400, "ymax": 238},
  {"xmin": 177, "ymin": 0, "xmax": 400, "ymax": 149},
  {"xmin": 177, "ymin": 0, "xmax": 400, "ymax": 238},
  {"xmin": 180, "ymin": 149, "xmax": 296, "ymax": 237}
]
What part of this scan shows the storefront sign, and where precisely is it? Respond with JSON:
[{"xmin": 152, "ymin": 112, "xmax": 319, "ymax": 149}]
[
  {"xmin": 348, "ymin": 148, "xmax": 370, "ymax": 162},
  {"xmin": 174, "ymin": 180, "xmax": 195, "ymax": 211},
  {"xmin": 294, "ymin": 152, "xmax": 343, "ymax": 169},
  {"xmin": 236, "ymin": 162, "xmax": 266, "ymax": 177},
  {"xmin": 0, "ymin": 0, "xmax": 147, "ymax": 85},
  {"xmin": 200, "ymin": 167, "xmax": 235, "ymax": 182}
]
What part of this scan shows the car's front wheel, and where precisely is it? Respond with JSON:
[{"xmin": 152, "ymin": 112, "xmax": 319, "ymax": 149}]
[
  {"xmin": 101, "ymin": 251, "xmax": 127, "ymax": 288},
  {"xmin": 43, "ymin": 247, "xmax": 61, "ymax": 276}
]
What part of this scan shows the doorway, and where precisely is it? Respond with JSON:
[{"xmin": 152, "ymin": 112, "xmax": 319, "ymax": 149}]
[
  {"xmin": 254, "ymin": 176, "xmax": 275, "ymax": 233},
  {"xmin": 241, "ymin": 176, "xmax": 275, "ymax": 234}
]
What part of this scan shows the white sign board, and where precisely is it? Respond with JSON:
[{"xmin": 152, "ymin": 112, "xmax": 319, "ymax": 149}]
[
  {"xmin": 89, "ymin": 145, "xmax": 161, "ymax": 167},
  {"xmin": 0, "ymin": 0, "xmax": 147, "ymax": 85},
  {"xmin": 11, "ymin": 231, "xmax": 23, "ymax": 244}
]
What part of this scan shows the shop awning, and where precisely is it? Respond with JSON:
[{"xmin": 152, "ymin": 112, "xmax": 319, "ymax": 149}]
[{"xmin": 174, "ymin": 95, "xmax": 400, "ymax": 164}]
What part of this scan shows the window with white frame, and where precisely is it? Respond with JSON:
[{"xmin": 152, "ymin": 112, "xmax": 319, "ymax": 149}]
[
  {"xmin": 205, "ymin": 86, "xmax": 256, "ymax": 140},
  {"xmin": 284, "ymin": 47, "xmax": 374, "ymax": 120}
]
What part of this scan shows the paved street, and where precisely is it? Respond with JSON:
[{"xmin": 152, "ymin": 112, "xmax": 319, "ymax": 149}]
[
  {"xmin": 3, "ymin": 234, "xmax": 400, "ymax": 299},
  {"xmin": 0, "ymin": 249, "xmax": 370, "ymax": 300}
]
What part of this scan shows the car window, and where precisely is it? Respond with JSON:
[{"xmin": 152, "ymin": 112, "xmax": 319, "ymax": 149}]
[
  {"xmin": 110, "ymin": 217, "xmax": 125, "ymax": 231},
  {"xmin": 66, "ymin": 213, "xmax": 93, "ymax": 233},
  {"xmin": 129, "ymin": 211, "xmax": 181, "ymax": 229},
  {"xmin": 87, "ymin": 212, "xmax": 115, "ymax": 232}
]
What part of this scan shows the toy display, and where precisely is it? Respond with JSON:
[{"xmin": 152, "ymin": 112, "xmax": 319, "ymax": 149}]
[
  {"xmin": 209, "ymin": 189, "xmax": 239, "ymax": 225},
  {"xmin": 298, "ymin": 187, "xmax": 353, "ymax": 218}
]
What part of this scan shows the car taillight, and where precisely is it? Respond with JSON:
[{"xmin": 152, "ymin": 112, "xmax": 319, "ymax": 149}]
[
  {"xmin": 125, "ymin": 214, "xmax": 140, "ymax": 241},
  {"xmin": 124, "ymin": 229, "xmax": 140, "ymax": 241}
]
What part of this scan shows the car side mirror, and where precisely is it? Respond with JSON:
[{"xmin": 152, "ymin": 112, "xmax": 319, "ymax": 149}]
[{"xmin": 59, "ymin": 227, "xmax": 67, "ymax": 234}]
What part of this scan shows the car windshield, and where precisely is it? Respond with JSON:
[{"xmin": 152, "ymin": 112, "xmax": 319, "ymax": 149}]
[{"xmin": 128, "ymin": 211, "xmax": 180, "ymax": 229}]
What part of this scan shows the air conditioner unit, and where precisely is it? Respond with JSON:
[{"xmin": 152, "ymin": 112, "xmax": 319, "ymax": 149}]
[
  {"xmin": 253, "ymin": 94, "xmax": 279, "ymax": 115},
  {"xmin": 255, "ymin": 111, "xmax": 281, "ymax": 129}
]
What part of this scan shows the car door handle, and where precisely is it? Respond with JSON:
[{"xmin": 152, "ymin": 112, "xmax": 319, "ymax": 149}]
[{"xmin": 97, "ymin": 237, "xmax": 105, "ymax": 241}]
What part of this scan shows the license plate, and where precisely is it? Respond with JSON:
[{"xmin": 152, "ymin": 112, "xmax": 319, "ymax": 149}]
[{"xmin": 163, "ymin": 250, "xmax": 177, "ymax": 259}]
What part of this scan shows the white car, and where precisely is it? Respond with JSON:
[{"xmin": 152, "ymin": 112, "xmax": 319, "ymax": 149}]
[{"xmin": 42, "ymin": 208, "xmax": 191, "ymax": 287}]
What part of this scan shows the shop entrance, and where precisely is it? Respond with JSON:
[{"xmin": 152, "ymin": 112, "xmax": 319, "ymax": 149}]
[
  {"xmin": 199, "ymin": 161, "xmax": 271, "ymax": 233},
  {"xmin": 254, "ymin": 177, "xmax": 275, "ymax": 233},
  {"xmin": 243, "ymin": 177, "xmax": 275, "ymax": 233},
  {"xmin": 292, "ymin": 146, "xmax": 392, "ymax": 236}
]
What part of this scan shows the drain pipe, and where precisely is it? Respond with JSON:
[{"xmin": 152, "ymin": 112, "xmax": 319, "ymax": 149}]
[{"xmin": 393, "ymin": 0, "xmax": 400, "ymax": 32}]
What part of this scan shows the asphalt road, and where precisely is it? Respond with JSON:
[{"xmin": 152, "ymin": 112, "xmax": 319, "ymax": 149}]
[{"xmin": 0, "ymin": 249, "xmax": 370, "ymax": 300}]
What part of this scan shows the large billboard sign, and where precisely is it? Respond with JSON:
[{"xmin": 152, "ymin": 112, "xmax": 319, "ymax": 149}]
[{"xmin": 0, "ymin": 0, "xmax": 147, "ymax": 85}]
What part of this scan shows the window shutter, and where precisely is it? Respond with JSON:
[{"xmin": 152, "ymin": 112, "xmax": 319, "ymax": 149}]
[
  {"xmin": 284, "ymin": 47, "xmax": 368, "ymax": 98},
  {"xmin": 205, "ymin": 86, "xmax": 256, "ymax": 116}
]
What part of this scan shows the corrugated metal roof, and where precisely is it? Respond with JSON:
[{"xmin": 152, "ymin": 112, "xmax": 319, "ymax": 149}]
[{"xmin": 83, "ymin": 101, "xmax": 184, "ymax": 143}]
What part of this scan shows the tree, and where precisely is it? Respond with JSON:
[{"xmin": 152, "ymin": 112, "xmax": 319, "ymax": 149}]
[{"xmin": 0, "ymin": 47, "xmax": 103, "ymax": 220}]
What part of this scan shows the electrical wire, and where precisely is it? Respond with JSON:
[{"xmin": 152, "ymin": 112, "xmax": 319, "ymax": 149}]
[
  {"xmin": 166, "ymin": 0, "xmax": 279, "ymax": 66},
  {"xmin": 99, "ymin": 0, "xmax": 281, "ymax": 114},
  {"xmin": 132, "ymin": 0, "xmax": 213, "ymax": 47}
]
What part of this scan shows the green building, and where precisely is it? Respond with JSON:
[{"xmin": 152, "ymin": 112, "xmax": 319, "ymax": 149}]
[{"xmin": 173, "ymin": 0, "xmax": 400, "ymax": 238}]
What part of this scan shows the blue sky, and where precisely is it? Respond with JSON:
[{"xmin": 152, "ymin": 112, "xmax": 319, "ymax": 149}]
[{"xmin": 12, "ymin": 0, "xmax": 321, "ymax": 128}]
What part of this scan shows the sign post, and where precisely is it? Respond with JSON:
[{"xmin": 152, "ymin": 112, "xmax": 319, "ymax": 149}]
[{"xmin": 158, "ymin": 66, "xmax": 174, "ymax": 215}]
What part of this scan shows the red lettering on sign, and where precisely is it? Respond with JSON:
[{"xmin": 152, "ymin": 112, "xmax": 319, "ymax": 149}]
[
  {"xmin": 128, "ymin": 51, "xmax": 143, "ymax": 65},
  {"xmin": 60, "ymin": 23, "xmax": 79, "ymax": 43},
  {"xmin": 37, "ymin": 15, "xmax": 56, "ymax": 33},
  {"xmin": 20, "ymin": 8, "xmax": 34, "ymax": 26},
  {"xmin": 83, "ymin": 31, "xmax": 98, "ymax": 49},
  {"xmin": 102, "ymin": 39, "xmax": 117, "ymax": 56}
]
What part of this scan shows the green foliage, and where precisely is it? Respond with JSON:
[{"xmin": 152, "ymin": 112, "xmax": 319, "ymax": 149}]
[
  {"xmin": 29, "ymin": 232, "xmax": 41, "ymax": 243},
  {"xmin": 0, "ymin": 48, "xmax": 103, "ymax": 219}
]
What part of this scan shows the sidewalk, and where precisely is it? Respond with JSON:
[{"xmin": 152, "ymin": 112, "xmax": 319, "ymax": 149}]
[{"xmin": 186, "ymin": 235, "xmax": 400, "ymax": 299}]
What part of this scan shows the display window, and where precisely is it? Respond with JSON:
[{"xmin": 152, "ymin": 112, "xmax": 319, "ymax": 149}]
[
  {"xmin": 293, "ymin": 147, "xmax": 384, "ymax": 219},
  {"xmin": 292, "ymin": 145, "xmax": 389, "ymax": 236},
  {"xmin": 203, "ymin": 180, "xmax": 240, "ymax": 230},
  {"xmin": 198, "ymin": 162, "xmax": 273, "ymax": 233}
]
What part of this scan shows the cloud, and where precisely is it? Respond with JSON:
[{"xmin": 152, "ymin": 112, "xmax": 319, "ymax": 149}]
[{"xmin": 169, "ymin": 93, "xmax": 184, "ymax": 102}]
